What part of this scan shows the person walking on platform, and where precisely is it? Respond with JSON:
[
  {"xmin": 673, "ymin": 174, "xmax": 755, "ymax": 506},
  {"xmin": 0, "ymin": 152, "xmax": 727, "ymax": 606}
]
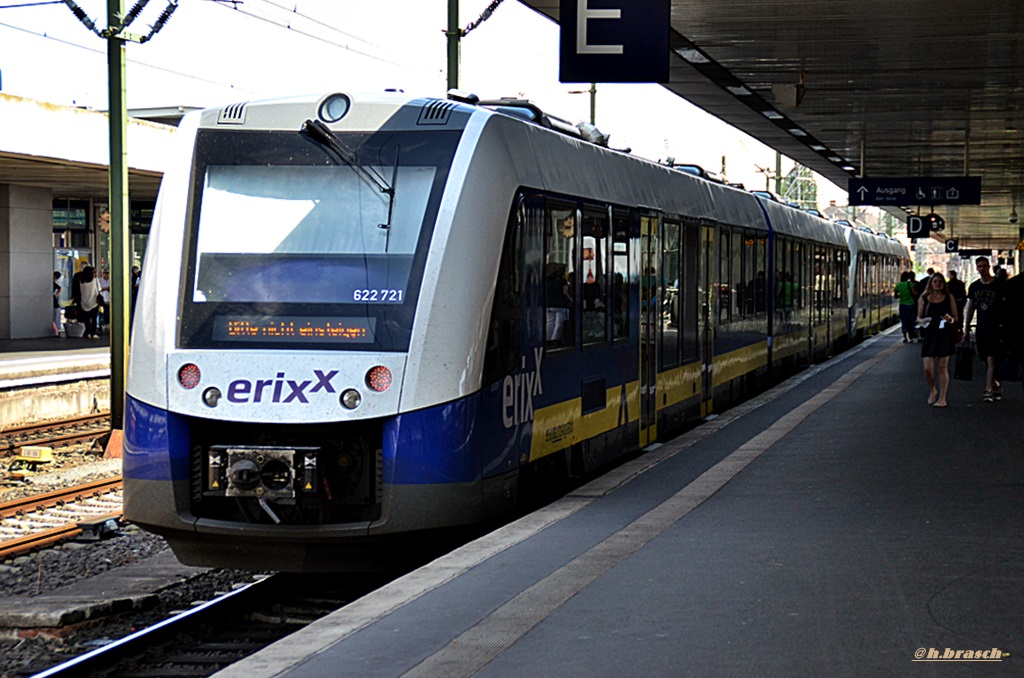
[
  {"xmin": 964, "ymin": 256, "xmax": 1005, "ymax": 402},
  {"xmin": 895, "ymin": 271, "xmax": 918, "ymax": 342},
  {"xmin": 946, "ymin": 270, "xmax": 967, "ymax": 336},
  {"xmin": 77, "ymin": 266, "xmax": 102, "ymax": 340},
  {"xmin": 912, "ymin": 268, "xmax": 934, "ymax": 340},
  {"xmin": 52, "ymin": 271, "xmax": 62, "ymax": 336},
  {"xmin": 97, "ymin": 268, "xmax": 111, "ymax": 332},
  {"xmin": 1003, "ymin": 272, "xmax": 1024, "ymax": 387},
  {"xmin": 917, "ymin": 272, "xmax": 958, "ymax": 407}
]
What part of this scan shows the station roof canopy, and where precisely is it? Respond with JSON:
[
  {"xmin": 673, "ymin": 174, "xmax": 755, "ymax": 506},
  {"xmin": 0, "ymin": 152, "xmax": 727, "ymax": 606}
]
[
  {"xmin": 0, "ymin": 94, "xmax": 174, "ymax": 204},
  {"xmin": 521, "ymin": 0, "xmax": 1024, "ymax": 250}
]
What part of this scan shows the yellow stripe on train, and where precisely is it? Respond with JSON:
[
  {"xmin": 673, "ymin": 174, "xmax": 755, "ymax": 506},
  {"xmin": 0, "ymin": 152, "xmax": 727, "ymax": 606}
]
[{"xmin": 528, "ymin": 380, "xmax": 640, "ymax": 462}]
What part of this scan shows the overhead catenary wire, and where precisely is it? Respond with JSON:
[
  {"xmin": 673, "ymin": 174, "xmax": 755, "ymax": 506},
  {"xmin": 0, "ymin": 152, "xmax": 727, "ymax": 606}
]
[
  {"xmin": 1, "ymin": 0, "xmax": 433, "ymax": 99},
  {"xmin": 248, "ymin": 0, "xmax": 383, "ymax": 50},
  {"xmin": 0, "ymin": 1, "xmax": 64, "ymax": 8},
  {"xmin": 208, "ymin": 0, "xmax": 402, "ymax": 67},
  {"xmin": 0, "ymin": 18, "xmax": 262, "ymax": 96}
]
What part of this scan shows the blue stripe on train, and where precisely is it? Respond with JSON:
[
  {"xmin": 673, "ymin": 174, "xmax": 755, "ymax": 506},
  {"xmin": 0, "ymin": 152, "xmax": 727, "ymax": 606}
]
[
  {"xmin": 124, "ymin": 395, "xmax": 192, "ymax": 482},
  {"xmin": 386, "ymin": 384, "xmax": 523, "ymax": 484},
  {"xmin": 123, "ymin": 392, "xmax": 519, "ymax": 486}
]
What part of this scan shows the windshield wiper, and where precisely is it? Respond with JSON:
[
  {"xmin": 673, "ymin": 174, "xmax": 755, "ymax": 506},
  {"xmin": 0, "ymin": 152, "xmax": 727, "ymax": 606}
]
[{"xmin": 301, "ymin": 119, "xmax": 398, "ymax": 249}]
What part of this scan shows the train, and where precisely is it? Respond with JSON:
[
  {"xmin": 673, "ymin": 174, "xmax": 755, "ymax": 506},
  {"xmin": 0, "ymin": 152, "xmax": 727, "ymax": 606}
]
[{"xmin": 123, "ymin": 90, "xmax": 908, "ymax": 572}]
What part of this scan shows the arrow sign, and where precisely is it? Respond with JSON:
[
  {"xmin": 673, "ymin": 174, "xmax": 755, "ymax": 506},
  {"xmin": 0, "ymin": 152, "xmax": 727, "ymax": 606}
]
[{"xmin": 849, "ymin": 177, "xmax": 981, "ymax": 206}]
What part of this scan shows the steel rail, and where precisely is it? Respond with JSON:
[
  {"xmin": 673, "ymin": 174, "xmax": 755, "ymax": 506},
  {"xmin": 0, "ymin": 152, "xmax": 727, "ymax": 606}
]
[
  {"xmin": 0, "ymin": 510, "xmax": 122, "ymax": 560},
  {"xmin": 0, "ymin": 414, "xmax": 111, "ymax": 455},
  {"xmin": 0, "ymin": 478, "xmax": 123, "ymax": 559},
  {"xmin": 30, "ymin": 575, "xmax": 279, "ymax": 678},
  {"xmin": 0, "ymin": 477, "xmax": 122, "ymax": 520}
]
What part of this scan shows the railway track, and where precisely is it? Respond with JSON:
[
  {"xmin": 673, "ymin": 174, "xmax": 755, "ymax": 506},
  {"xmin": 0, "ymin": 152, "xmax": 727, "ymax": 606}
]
[
  {"xmin": 0, "ymin": 413, "xmax": 111, "ymax": 457},
  {"xmin": 29, "ymin": 572, "xmax": 388, "ymax": 677},
  {"xmin": 0, "ymin": 478, "xmax": 123, "ymax": 559}
]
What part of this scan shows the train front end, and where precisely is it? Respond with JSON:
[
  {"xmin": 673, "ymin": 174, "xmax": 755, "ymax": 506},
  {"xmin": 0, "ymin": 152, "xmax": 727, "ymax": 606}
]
[{"xmin": 123, "ymin": 92, "xmax": 489, "ymax": 571}]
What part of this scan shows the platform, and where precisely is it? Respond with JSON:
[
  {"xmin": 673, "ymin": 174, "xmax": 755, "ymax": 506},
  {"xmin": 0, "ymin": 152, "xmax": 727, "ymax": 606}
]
[
  {"xmin": 215, "ymin": 330, "xmax": 1024, "ymax": 677},
  {"xmin": 0, "ymin": 335, "xmax": 110, "ymax": 390}
]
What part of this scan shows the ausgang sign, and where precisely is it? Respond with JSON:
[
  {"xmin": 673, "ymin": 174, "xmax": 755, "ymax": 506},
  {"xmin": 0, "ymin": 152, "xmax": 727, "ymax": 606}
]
[
  {"xmin": 848, "ymin": 177, "xmax": 982, "ymax": 206},
  {"xmin": 559, "ymin": 0, "xmax": 670, "ymax": 83}
]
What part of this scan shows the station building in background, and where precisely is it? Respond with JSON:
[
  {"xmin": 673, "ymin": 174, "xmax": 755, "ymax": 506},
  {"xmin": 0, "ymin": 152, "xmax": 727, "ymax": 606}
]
[{"xmin": 0, "ymin": 93, "xmax": 180, "ymax": 339}]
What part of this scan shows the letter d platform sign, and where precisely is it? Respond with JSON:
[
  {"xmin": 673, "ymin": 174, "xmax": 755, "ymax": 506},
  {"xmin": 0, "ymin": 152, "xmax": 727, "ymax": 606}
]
[{"xmin": 560, "ymin": 0, "xmax": 670, "ymax": 83}]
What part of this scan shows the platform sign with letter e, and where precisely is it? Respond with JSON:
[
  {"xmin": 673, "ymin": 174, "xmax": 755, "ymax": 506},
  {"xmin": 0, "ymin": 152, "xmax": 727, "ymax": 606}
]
[{"xmin": 560, "ymin": 0, "xmax": 670, "ymax": 83}]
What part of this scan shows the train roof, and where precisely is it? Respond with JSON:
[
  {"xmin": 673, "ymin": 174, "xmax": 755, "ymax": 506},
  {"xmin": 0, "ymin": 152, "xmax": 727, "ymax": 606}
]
[
  {"xmin": 192, "ymin": 90, "xmax": 893, "ymax": 254},
  {"xmin": 759, "ymin": 199, "xmax": 847, "ymax": 247}
]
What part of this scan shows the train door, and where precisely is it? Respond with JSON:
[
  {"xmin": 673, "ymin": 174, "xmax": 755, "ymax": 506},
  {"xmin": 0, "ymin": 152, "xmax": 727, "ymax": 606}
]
[
  {"xmin": 639, "ymin": 213, "xmax": 659, "ymax": 446},
  {"xmin": 699, "ymin": 224, "xmax": 715, "ymax": 416}
]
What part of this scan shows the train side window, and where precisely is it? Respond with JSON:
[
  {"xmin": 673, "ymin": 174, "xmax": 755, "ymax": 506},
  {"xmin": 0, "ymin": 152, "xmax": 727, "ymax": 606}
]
[
  {"xmin": 581, "ymin": 206, "xmax": 609, "ymax": 346},
  {"xmin": 731, "ymin": 230, "xmax": 743, "ymax": 320},
  {"xmin": 790, "ymin": 241, "xmax": 798, "ymax": 311},
  {"xmin": 661, "ymin": 220, "xmax": 680, "ymax": 369},
  {"xmin": 612, "ymin": 209, "xmax": 629, "ymax": 341},
  {"xmin": 682, "ymin": 225, "xmax": 700, "ymax": 362},
  {"xmin": 777, "ymin": 238, "xmax": 793, "ymax": 321},
  {"xmin": 836, "ymin": 250, "xmax": 848, "ymax": 308},
  {"xmin": 545, "ymin": 201, "xmax": 576, "ymax": 349},
  {"xmin": 719, "ymin": 229, "xmax": 731, "ymax": 326},
  {"xmin": 754, "ymin": 236, "xmax": 767, "ymax": 315},
  {"xmin": 482, "ymin": 198, "xmax": 523, "ymax": 385},
  {"xmin": 741, "ymin": 232, "xmax": 756, "ymax": 318},
  {"xmin": 813, "ymin": 246, "xmax": 826, "ymax": 323}
]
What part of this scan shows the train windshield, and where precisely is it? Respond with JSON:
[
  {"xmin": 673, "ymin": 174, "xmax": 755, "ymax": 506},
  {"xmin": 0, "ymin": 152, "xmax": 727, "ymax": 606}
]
[{"xmin": 179, "ymin": 128, "xmax": 461, "ymax": 351}]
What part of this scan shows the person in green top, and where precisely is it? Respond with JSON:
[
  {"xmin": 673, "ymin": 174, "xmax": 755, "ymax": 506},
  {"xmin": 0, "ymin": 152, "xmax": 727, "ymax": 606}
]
[{"xmin": 895, "ymin": 271, "xmax": 919, "ymax": 343}]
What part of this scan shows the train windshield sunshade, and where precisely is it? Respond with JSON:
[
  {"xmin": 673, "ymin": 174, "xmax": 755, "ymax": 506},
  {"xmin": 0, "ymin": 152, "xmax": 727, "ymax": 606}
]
[{"xmin": 178, "ymin": 128, "xmax": 461, "ymax": 351}]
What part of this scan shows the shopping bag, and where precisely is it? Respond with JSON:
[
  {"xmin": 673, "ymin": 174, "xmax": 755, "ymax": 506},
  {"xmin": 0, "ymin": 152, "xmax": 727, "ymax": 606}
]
[{"xmin": 954, "ymin": 344, "xmax": 974, "ymax": 381}]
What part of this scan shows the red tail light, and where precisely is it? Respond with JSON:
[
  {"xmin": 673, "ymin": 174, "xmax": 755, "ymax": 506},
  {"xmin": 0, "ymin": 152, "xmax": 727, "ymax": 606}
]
[
  {"xmin": 178, "ymin": 363, "xmax": 201, "ymax": 389},
  {"xmin": 366, "ymin": 366, "xmax": 392, "ymax": 392}
]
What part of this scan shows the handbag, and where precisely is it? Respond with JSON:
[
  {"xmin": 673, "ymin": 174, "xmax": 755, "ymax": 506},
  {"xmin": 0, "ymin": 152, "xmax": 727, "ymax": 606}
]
[{"xmin": 954, "ymin": 342, "xmax": 974, "ymax": 381}]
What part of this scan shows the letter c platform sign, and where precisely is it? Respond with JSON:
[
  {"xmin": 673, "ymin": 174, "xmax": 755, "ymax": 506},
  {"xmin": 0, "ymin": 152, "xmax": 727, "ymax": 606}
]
[{"xmin": 559, "ymin": 0, "xmax": 670, "ymax": 83}]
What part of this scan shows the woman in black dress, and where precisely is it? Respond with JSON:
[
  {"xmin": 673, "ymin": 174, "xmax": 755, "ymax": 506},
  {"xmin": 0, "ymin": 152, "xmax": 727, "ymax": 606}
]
[{"xmin": 917, "ymin": 272, "xmax": 958, "ymax": 407}]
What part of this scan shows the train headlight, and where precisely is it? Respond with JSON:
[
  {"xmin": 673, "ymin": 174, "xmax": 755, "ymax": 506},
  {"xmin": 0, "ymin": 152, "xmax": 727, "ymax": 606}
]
[
  {"xmin": 177, "ymin": 363, "xmax": 201, "ymax": 389},
  {"xmin": 319, "ymin": 93, "xmax": 351, "ymax": 123},
  {"xmin": 366, "ymin": 366, "xmax": 392, "ymax": 392},
  {"xmin": 202, "ymin": 387, "xmax": 222, "ymax": 408},
  {"xmin": 340, "ymin": 389, "xmax": 362, "ymax": 410}
]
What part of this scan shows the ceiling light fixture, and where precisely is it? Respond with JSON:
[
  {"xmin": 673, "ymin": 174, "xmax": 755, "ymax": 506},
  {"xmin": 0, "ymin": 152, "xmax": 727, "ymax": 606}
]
[{"xmin": 675, "ymin": 48, "xmax": 709, "ymax": 64}]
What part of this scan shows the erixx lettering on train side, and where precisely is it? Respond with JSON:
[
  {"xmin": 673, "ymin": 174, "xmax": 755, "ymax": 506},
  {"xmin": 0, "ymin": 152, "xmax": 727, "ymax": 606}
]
[
  {"xmin": 502, "ymin": 348, "xmax": 544, "ymax": 428},
  {"xmin": 226, "ymin": 369, "xmax": 338, "ymax": 404}
]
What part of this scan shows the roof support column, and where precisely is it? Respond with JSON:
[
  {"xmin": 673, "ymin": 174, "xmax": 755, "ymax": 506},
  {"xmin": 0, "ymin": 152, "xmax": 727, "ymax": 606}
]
[
  {"xmin": 447, "ymin": 0, "xmax": 460, "ymax": 90},
  {"xmin": 107, "ymin": 0, "xmax": 129, "ymax": 430}
]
